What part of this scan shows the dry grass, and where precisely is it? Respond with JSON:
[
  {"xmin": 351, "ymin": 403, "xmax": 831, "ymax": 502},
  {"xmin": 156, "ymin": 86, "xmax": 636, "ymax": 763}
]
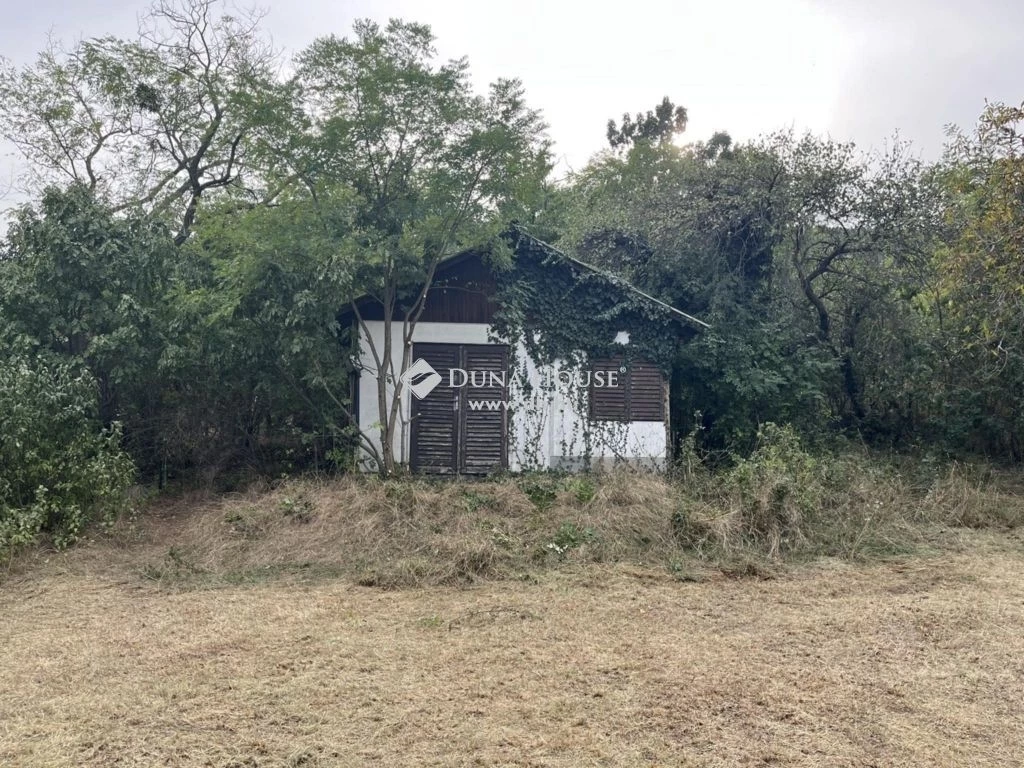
[
  {"xmin": 3, "ymin": 461, "xmax": 1024, "ymax": 766},
  {"xmin": 54, "ymin": 472, "xmax": 692, "ymax": 589},
  {"xmin": 2, "ymin": 530, "xmax": 1024, "ymax": 767},
  {"xmin": 6, "ymin": 458, "xmax": 1019, "ymax": 591},
  {"xmin": 673, "ymin": 451, "xmax": 1024, "ymax": 562}
]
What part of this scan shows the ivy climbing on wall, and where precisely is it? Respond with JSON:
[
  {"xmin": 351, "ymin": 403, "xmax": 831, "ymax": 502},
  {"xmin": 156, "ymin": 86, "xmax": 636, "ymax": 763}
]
[
  {"xmin": 491, "ymin": 226, "xmax": 693, "ymax": 372},
  {"xmin": 489, "ymin": 226, "xmax": 698, "ymax": 468}
]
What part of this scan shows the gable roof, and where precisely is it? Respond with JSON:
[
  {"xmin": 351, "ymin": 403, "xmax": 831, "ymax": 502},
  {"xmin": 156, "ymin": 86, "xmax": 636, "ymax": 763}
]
[
  {"xmin": 508, "ymin": 226, "xmax": 710, "ymax": 329},
  {"xmin": 340, "ymin": 226, "xmax": 709, "ymax": 329}
]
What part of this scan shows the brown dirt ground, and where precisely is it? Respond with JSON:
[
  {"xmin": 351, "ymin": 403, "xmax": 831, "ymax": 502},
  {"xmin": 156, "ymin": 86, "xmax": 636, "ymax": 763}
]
[{"xmin": 2, "ymin": 532, "xmax": 1023, "ymax": 767}]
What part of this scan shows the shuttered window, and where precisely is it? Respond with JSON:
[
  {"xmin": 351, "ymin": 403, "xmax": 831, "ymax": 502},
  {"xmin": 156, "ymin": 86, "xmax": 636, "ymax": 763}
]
[
  {"xmin": 588, "ymin": 356, "xmax": 665, "ymax": 422},
  {"xmin": 589, "ymin": 357, "xmax": 628, "ymax": 421},
  {"xmin": 627, "ymin": 360, "xmax": 666, "ymax": 420},
  {"xmin": 409, "ymin": 343, "xmax": 509, "ymax": 474}
]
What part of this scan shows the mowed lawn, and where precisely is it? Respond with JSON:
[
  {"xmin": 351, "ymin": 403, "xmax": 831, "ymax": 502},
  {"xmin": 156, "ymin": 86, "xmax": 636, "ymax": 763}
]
[{"xmin": 2, "ymin": 537, "xmax": 1023, "ymax": 767}]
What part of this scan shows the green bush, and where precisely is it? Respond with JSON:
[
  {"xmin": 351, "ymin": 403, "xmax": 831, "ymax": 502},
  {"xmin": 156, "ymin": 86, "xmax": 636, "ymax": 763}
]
[
  {"xmin": 519, "ymin": 475, "xmax": 560, "ymax": 511},
  {"xmin": 0, "ymin": 357, "xmax": 135, "ymax": 551},
  {"xmin": 671, "ymin": 423, "xmax": 829, "ymax": 558},
  {"xmin": 564, "ymin": 476, "xmax": 597, "ymax": 505},
  {"xmin": 544, "ymin": 521, "xmax": 597, "ymax": 559},
  {"xmin": 725, "ymin": 423, "xmax": 823, "ymax": 554}
]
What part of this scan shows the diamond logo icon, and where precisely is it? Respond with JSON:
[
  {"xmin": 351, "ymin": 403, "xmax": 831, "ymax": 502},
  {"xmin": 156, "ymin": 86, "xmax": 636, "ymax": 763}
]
[{"xmin": 400, "ymin": 358, "xmax": 443, "ymax": 400}]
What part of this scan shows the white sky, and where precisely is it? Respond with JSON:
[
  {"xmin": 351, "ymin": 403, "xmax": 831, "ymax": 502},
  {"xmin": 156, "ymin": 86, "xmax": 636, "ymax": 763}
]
[{"xmin": 1, "ymin": 0, "xmax": 1022, "ymax": 201}]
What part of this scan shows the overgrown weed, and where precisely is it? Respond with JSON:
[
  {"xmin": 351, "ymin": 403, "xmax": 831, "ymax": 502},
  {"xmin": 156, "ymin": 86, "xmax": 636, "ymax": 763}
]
[{"xmin": 16, "ymin": 430, "xmax": 1023, "ymax": 588}]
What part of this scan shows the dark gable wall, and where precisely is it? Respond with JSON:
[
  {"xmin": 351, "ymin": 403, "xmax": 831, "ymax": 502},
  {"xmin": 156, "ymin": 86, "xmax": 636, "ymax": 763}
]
[{"xmin": 353, "ymin": 252, "xmax": 499, "ymax": 324}]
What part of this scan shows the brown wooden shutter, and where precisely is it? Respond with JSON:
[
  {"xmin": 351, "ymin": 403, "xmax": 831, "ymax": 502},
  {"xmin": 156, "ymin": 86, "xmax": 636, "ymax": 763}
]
[
  {"xmin": 589, "ymin": 355, "xmax": 665, "ymax": 422},
  {"xmin": 410, "ymin": 344, "xmax": 459, "ymax": 473},
  {"xmin": 628, "ymin": 360, "xmax": 666, "ymax": 420},
  {"xmin": 460, "ymin": 345, "xmax": 509, "ymax": 474},
  {"xmin": 589, "ymin": 357, "xmax": 628, "ymax": 421},
  {"xmin": 589, "ymin": 360, "xmax": 626, "ymax": 423},
  {"xmin": 410, "ymin": 342, "xmax": 509, "ymax": 474}
]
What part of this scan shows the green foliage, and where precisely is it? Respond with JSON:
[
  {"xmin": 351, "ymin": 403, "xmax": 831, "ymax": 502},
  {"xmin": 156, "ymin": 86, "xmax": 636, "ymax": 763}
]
[
  {"xmin": 279, "ymin": 495, "xmax": 314, "ymax": 524},
  {"xmin": 279, "ymin": 18, "xmax": 552, "ymax": 473},
  {"xmin": 0, "ymin": 182, "xmax": 358, "ymax": 482},
  {"xmin": 0, "ymin": 185, "xmax": 183, "ymax": 472},
  {"xmin": 2, "ymin": 1, "xmax": 1024, "ymax": 516},
  {"xmin": 930, "ymin": 102, "xmax": 1024, "ymax": 458},
  {"xmin": 0, "ymin": 357, "xmax": 134, "ymax": 551},
  {"xmin": 0, "ymin": 0, "xmax": 287, "ymax": 241},
  {"xmin": 545, "ymin": 521, "xmax": 597, "ymax": 558},
  {"xmin": 564, "ymin": 476, "xmax": 597, "ymax": 505},
  {"xmin": 606, "ymin": 96, "xmax": 688, "ymax": 149},
  {"xmin": 516, "ymin": 473, "xmax": 600, "ymax": 513},
  {"xmin": 166, "ymin": 193, "xmax": 361, "ymax": 474},
  {"xmin": 492, "ymin": 229, "xmax": 686, "ymax": 379},
  {"xmin": 673, "ymin": 303, "xmax": 837, "ymax": 456},
  {"xmin": 293, "ymin": 18, "xmax": 550, "ymax": 293},
  {"xmin": 672, "ymin": 429, "xmax": 917, "ymax": 560},
  {"xmin": 725, "ymin": 424, "xmax": 824, "ymax": 553},
  {"xmin": 671, "ymin": 423, "xmax": 825, "ymax": 557},
  {"xmin": 0, "ymin": 185, "xmax": 173, "ymax": 381},
  {"xmin": 460, "ymin": 490, "xmax": 494, "ymax": 513},
  {"xmin": 0, "ymin": 10, "xmax": 550, "ymax": 479},
  {"xmin": 519, "ymin": 476, "xmax": 559, "ymax": 511},
  {"xmin": 564, "ymin": 120, "xmax": 942, "ymax": 455}
]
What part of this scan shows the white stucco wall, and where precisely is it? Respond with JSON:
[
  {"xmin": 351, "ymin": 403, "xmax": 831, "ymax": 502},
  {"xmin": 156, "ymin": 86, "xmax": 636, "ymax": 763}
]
[{"xmin": 354, "ymin": 320, "xmax": 667, "ymax": 473}]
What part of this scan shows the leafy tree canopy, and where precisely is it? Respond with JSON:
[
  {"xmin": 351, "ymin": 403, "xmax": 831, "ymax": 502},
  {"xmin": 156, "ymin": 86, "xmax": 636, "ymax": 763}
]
[{"xmin": 606, "ymin": 96, "xmax": 688, "ymax": 149}]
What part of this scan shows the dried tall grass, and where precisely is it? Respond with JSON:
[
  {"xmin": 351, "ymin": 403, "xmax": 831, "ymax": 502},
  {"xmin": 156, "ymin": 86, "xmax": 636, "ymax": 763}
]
[
  {"xmin": 131, "ymin": 471, "xmax": 684, "ymax": 588},
  {"xmin": 114, "ymin": 445, "xmax": 1024, "ymax": 590}
]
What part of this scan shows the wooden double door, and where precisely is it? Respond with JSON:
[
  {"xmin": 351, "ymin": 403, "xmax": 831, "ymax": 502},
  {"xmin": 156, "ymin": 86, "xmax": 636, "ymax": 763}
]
[{"xmin": 409, "ymin": 343, "xmax": 509, "ymax": 474}]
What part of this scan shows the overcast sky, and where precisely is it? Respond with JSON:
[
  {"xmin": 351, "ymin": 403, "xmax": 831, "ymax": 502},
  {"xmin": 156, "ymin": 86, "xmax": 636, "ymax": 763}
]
[{"xmin": 1, "ymin": 0, "xmax": 1022, "ymax": 199}]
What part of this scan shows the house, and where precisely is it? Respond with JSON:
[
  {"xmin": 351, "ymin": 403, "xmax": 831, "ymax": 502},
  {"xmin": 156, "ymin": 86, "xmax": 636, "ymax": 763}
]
[{"xmin": 345, "ymin": 228, "xmax": 707, "ymax": 474}]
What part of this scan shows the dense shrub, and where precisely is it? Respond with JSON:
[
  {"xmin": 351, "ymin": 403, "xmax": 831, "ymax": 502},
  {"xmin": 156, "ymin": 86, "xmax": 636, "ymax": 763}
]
[
  {"xmin": 672, "ymin": 423, "xmax": 824, "ymax": 556},
  {"xmin": 0, "ymin": 357, "xmax": 135, "ymax": 551},
  {"xmin": 724, "ymin": 424, "xmax": 824, "ymax": 554}
]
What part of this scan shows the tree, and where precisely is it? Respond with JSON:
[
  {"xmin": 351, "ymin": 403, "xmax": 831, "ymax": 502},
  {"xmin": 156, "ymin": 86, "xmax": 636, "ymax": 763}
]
[
  {"xmin": 0, "ymin": 184, "xmax": 192, "ymax": 476},
  {"xmin": 606, "ymin": 96, "xmax": 687, "ymax": 149},
  {"xmin": 0, "ymin": 0, "xmax": 289, "ymax": 244},
  {"xmin": 566, "ymin": 132, "xmax": 805, "ymax": 451},
  {"xmin": 0, "ymin": 13, "xmax": 552, "ymax": 480},
  {"xmin": 940, "ymin": 102, "xmax": 1024, "ymax": 369},
  {"xmin": 169, "ymin": 190, "xmax": 364, "ymax": 476},
  {"xmin": 280, "ymin": 19, "xmax": 551, "ymax": 474},
  {"xmin": 767, "ymin": 132, "xmax": 934, "ymax": 425},
  {"xmin": 931, "ymin": 102, "xmax": 1024, "ymax": 458},
  {"xmin": 566, "ymin": 120, "xmax": 936, "ymax": 453},
  {"xmin": 0, "ymin": 185, "xmax": 175, "ymax": 424}
]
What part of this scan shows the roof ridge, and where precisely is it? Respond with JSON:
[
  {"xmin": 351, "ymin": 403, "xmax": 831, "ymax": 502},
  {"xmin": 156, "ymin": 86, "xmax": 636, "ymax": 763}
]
[{"xmin": 510, "ymin": 224, "xmax": 710, "ymax": 329}]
